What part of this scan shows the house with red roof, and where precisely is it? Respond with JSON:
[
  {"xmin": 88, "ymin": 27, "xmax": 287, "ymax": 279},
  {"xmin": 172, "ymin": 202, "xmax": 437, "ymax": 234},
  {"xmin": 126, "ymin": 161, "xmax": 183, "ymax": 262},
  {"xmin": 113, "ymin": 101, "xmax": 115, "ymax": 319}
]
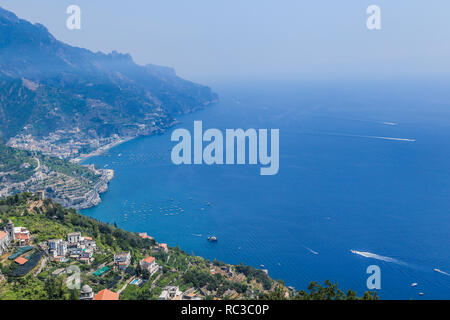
[
  {"xmin": 94, "ymin": 289, "xmax": 119, "ymax": 300},
  {"xmin": 14, "ymin": 227, "xmax": 30, "ymax": 246},
  {"xmin": 140, "ymin": 256, "xmax": 159, "ymax": 276},
  {"xmin": 138, "ymin": 232, "xmax": 154, "ymax": 241},
  {"xmin": 156, "ymin": 243, "xmax": 168, "ymax": 253}
]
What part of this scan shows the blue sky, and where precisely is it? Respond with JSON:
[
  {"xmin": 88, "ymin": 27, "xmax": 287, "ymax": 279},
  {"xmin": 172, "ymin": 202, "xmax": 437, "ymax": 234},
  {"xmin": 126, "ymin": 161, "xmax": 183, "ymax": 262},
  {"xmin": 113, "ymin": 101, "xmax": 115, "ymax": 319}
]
[{"xmin": 2, "ymin": 0, "xmax": 449, "ymax": 82}]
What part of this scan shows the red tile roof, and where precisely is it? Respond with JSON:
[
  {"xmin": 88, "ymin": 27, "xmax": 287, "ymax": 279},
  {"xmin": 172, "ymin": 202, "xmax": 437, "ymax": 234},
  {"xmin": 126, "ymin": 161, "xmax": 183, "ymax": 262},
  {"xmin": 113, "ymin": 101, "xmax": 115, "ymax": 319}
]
[
  {"xmin": 15, "ymin": 233, "xmax": 29, "ymax": 240},
  {"xmin": 15, "ymin": 257, "xmax": 28, "ymax": 265},
  {"xmin": 142, "ymin": 256, "xmax": 155, "ymax": 264},
  {"xmin": 94, "ymin": 289, "xmax": 119, "ymax": 300},
  {"xmin": 139, "ymin": 232, "xmax": 154, "ymax": 240},
  {"xmin": 0, "ymin": 231, "xmax": 7, "ymax": 240},
  {"xmin": 84, "ymin": 236, "xmax": 93, "ymax": 241}
]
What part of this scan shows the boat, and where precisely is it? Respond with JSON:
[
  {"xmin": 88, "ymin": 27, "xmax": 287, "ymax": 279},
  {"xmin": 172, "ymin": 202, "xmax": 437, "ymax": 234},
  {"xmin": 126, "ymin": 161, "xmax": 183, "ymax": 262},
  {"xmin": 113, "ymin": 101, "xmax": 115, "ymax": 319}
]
[
  {"xmin": 411, "ymin": 283, "xmax": 418, "ymax": 287},
  {"xmin": 260, "ymin": 264, "xmax": 265, "ymax": 268},
  {"xmin": 207, "ymin": 236, "xmax": 218, "ymax": 242}
]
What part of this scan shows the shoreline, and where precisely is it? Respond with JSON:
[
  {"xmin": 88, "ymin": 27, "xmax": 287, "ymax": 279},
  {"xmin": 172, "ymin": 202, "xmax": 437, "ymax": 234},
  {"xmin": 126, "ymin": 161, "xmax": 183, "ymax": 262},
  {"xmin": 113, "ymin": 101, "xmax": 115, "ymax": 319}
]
[{"xmin": 71, "ymin": 136, "xmax": 136, "ymax": 164}]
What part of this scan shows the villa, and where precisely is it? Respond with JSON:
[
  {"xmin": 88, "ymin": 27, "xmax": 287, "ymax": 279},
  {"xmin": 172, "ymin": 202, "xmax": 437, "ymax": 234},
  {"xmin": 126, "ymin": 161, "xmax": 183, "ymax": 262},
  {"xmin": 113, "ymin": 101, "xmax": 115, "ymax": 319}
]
[
  {"xmin": 158, "ymin": 286, "xmax": 182, "ymax": 300},
  {"xmin": 139, "ymin": 256, "xmax": 159, "ymax": 276},
  {"xmin": 156, "ymin": 243, "xmax": 168, "ymax": 253},
  {"xmin": 83, "ymin": 236, "xmax": 96, "ymax": 250},
  {"xmin": 114, "ymin": 252, "xmax": 131, "ymax": 270},
  {"xmin": 14, "ymin": 227, "xmax": 30, "ymax": 246}
]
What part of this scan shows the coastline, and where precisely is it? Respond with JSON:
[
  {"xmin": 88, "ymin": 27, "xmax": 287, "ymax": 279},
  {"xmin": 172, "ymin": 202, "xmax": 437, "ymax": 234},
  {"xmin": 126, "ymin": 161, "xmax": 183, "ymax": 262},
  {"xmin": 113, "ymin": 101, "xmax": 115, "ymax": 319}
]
[
  {"xmin": 72, "ymin": 102, "xmax": 217, "ymax": 208},
  {"xmin": 71, "ymin": 137, "xmax": 135, "ymax": 164}
]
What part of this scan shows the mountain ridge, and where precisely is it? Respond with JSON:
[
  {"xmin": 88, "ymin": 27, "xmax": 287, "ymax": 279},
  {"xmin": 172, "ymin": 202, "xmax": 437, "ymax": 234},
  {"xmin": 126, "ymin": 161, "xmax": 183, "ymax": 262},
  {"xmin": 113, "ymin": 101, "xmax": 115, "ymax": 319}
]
[{"xmin": 0, "ymin": 6, "xmax": 218, "ymax": 152}]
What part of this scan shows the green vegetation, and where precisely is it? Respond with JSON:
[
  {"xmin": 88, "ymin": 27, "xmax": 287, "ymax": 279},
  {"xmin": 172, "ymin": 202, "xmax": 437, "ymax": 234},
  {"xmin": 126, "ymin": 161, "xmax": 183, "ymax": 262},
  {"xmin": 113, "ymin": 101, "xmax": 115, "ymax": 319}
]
[{"xmin": 0, "ymin": 143, "xmax": 37, "ymax": 183}]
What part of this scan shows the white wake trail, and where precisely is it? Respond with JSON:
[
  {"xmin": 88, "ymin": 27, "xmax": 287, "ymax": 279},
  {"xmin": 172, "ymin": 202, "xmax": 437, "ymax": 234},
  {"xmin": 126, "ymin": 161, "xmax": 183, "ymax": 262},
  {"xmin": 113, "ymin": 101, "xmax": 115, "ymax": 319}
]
[
  {"xmin": 303, "ymin": 246, "xmax": 319, "ymax": 255},
  {"xmin": 340, "ymin": 133, "xmax": 415, "ymax": 142},
  {"xmin": 434, "ymin": 268, "xmax": 450, "ymax": 276},
  {"xmin": 314, "ymin": 132, "xmax": 416, "ymax": 142},
  {"xmin": 350, "ymin": 250, "xmax": 408, "ymax": 266}
]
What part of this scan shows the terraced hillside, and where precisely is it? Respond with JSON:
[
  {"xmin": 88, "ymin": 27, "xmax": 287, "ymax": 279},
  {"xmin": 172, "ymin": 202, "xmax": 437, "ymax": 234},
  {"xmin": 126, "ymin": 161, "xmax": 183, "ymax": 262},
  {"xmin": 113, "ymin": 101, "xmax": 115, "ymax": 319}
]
[{"xmin": 0, "ymin": 143, "xmax": 112, "ymax": 209}]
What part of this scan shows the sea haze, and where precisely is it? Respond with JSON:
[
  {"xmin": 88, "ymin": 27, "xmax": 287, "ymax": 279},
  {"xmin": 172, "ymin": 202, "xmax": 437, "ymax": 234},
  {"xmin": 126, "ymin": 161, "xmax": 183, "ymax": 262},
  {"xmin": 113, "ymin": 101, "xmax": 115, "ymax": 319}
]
[{"xmin": 82, "ymin": 78, "xmax": 450, "ymax": 299}]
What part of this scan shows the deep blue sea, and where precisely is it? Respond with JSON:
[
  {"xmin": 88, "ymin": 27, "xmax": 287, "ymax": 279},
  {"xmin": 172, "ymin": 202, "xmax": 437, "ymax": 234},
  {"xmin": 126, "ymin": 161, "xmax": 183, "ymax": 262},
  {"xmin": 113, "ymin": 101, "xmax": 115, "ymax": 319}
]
[{"xmin": 82, "ymin": 79, "xmax": 450, "ymax": 299}]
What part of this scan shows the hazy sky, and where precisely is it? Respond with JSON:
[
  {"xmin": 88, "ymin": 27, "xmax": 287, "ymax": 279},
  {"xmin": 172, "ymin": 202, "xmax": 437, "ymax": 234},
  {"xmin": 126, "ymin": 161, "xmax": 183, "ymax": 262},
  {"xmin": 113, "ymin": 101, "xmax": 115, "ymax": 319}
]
[{"xmin": 2, "ymin": 0, "xmax": 449, "ymax": 82}]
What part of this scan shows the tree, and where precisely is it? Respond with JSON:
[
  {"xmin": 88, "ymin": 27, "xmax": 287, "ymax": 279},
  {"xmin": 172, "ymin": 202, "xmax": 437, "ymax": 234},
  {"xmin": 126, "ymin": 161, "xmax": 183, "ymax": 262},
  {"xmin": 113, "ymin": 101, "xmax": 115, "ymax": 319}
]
[{"xmin": 44, "ymin": 278, "xmax": 66, "ymax": 300}]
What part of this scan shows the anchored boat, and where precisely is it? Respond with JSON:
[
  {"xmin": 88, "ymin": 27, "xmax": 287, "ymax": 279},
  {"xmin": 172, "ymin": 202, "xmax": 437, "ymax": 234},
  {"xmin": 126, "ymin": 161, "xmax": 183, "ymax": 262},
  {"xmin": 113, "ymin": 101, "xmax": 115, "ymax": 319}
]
[{"xmin": 207, "ymin": 236, "xmax": 218, "ymax": 242}]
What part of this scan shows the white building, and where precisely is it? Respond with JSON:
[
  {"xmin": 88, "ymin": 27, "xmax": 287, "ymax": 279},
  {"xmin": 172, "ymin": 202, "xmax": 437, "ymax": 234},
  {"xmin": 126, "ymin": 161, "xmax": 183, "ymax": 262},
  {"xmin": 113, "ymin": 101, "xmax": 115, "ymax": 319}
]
[
  {"xmin": 48, "ymin": 239, "xmax": 61, "ymax": 252},
  {"xmin": 67, "ymin": 232, "xmax": 81, "ymax": 244},
  {"xmin": 83, "ymin": 237, "xmax": 96, "ymax": 250},
  {"xmin": 56, "ymin": 241, "xmax": 68, "ymax": 256},
  {"xmin": 114, "ymin": 252, "xmax": 131, "ymax": 270},
  {"xmin": 140, "ymin": 256, "xmax": 159, "ymax": 276},
  {"xmin": 158, "ymin": 286, "xmax": 182, "ymax": 300},
  {"xmin": 48, "ymin": 239, "xmax": 67, "ymax": 257}
]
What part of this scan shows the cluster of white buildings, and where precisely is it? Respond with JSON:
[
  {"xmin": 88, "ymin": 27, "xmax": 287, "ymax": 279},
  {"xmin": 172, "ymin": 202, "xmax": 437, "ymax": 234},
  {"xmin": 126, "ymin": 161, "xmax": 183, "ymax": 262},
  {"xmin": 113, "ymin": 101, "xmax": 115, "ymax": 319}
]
[
  {"xmin": 112, "ymin": 252, "xmax": 161, "ymax": 277},
  {"xmin": 46, "ymin": 232, "xmax": 97, "ymax": 263}
]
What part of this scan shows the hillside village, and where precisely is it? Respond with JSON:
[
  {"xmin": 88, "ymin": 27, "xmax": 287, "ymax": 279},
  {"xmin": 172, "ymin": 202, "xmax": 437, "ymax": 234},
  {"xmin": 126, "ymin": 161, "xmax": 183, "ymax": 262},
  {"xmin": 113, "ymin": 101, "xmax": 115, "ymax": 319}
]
[
  {"xmin": 0, "ymin": 143, "xmax": 114, "ymax": 210},
  {"xmin": 0, "ymin": 193, "xmax": 290, "ymax": 300}
]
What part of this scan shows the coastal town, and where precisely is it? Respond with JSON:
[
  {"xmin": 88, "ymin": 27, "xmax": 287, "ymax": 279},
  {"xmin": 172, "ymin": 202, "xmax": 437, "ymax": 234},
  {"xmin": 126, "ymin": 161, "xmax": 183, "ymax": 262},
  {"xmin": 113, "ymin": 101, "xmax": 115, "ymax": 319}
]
[
  {"xmin": 0, "ymin": 144, "xmax": 114, "ymax": 210},
  {"xmin": 7, "ymin": 130, "xmax": 129, "ymax": 161}
]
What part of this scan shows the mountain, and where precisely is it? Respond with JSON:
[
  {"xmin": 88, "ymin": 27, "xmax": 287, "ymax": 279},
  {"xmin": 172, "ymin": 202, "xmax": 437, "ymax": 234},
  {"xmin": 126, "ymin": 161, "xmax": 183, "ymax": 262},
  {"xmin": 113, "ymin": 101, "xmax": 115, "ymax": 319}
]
[{"xmin": 0, "ymin": 6, "xmax": 218, "ymax": 144}]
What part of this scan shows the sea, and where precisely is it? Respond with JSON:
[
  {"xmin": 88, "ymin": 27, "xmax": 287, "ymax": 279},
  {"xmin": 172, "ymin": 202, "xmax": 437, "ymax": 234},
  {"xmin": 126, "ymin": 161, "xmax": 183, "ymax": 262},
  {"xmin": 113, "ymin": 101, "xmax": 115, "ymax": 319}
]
[{"xmin": 82, "ymin": 78, "xmax": 450, "ymax": 299}]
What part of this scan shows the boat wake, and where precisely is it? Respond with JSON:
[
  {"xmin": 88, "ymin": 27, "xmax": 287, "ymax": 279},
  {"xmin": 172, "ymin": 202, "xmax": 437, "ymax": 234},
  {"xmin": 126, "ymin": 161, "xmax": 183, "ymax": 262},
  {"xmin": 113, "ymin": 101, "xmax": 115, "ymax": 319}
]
[
  {"xmin": 191, "ymin": 234, "xmax": 203, "ymax": 237},
  {"xmin": 434, "ymin": 268, "xmax": 450, "ymax": 276},
  {"xmin": 365, "ymin": 135, "xmax": 415, "ymax": 142},
  {"xmin": 304, "ymin": 246, "xmax": 319, "ymax": 255},
  {"xmin": 315, "ymin": 132, "xmax": 416, "ymax": 142},
  {"xmin": 350, "ymin": 250, "xmax": 408, "ymax": 266}
]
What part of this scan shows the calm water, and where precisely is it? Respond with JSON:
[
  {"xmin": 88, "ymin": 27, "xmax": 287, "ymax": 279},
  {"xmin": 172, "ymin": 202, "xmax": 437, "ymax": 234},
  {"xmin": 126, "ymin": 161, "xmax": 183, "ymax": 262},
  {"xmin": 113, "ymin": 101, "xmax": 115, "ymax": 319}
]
[{"xmin": 82, "ymin": 79, "xmax": 450, "ymax": 299}]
